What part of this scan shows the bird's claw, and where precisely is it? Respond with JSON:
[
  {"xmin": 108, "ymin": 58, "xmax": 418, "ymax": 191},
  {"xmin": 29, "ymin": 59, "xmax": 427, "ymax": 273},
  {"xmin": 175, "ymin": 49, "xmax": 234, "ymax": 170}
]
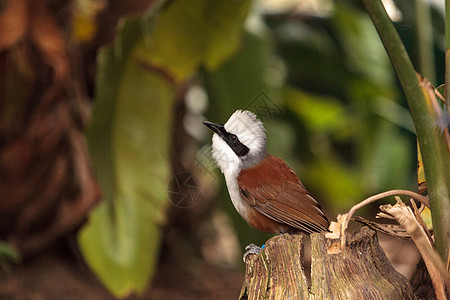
[{"xmin": 243, "ymin": 243, "xmax": 263, "ymax": 262}]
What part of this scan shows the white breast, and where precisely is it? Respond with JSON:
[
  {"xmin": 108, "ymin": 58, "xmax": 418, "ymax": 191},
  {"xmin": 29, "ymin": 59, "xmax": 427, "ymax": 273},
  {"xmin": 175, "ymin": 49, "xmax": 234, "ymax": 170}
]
[
  {"xmin": 211, "ymin": 133, "xmax": 249, "ymax": 218},
  {"xmin": 224, "ymin": 171, "xmax": 249, "ymax": 219}
]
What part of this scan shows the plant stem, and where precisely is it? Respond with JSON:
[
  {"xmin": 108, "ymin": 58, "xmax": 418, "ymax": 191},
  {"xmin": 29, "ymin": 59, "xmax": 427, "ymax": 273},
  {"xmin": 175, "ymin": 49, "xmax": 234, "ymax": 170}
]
[
  {"xmin": 362, "ymin": 0, "xmax": 450, "ymax": 261},
  {"xmin": 415, "ymin": 0, "xmax": 435, "ymax": 84},
  {"xmin": 446, "ymin": 0, "xmax": 450, "ymax": 104}
]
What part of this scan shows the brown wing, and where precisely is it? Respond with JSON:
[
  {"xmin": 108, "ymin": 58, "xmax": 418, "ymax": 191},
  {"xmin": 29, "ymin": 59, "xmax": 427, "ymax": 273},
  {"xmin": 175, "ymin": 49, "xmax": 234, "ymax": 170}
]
[{"xmin": 238, "ymin": 155, "xmax": 329, "ymax": 234}]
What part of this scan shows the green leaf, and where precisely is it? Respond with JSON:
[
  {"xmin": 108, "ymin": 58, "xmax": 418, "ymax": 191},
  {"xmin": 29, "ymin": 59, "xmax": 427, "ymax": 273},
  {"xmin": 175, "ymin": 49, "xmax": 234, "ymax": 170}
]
[
  {"xmin": 333, "ymin": 2, "xmax": 394, "ymax": 87},
  {"xmin": 333, "ymin": 3, "xmax": 414, "ymax": 195},
  {"xmin": 78, "ymin": 0, "xmax": 252, "ymax": 296},
  {"xmin": 78, "ymin": 16, "xmax": 176, "ymax": 297},
  {"xmin": 144, "ymin": 0, "xmax": 251, "ymax": 82},
  {"xmin": 285, "ymin": 87, "xmax": 348, "ymax": 133}
]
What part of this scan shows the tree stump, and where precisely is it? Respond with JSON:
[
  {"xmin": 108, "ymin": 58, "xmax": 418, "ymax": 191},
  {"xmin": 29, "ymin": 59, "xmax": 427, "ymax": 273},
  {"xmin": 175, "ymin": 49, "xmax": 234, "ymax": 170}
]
[{"xmin": 240, "ymin": 226, "xmax": 419, "ymax": 299}]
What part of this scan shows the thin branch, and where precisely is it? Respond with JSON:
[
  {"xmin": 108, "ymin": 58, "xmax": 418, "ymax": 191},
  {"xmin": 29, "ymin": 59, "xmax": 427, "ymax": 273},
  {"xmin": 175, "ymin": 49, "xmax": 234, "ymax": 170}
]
[
  {"xmin": 446, "ymin": 0, "xmax": 450, "ymax": 103},
  {"xmin": 339, "ymin": 189, "xmax": 429, "ymax": 249}
]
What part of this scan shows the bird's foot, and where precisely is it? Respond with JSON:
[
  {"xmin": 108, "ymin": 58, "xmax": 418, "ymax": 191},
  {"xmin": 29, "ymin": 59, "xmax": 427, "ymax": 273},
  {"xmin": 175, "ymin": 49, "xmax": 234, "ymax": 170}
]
[{"xmin": 243, "ymin": 243, "xmax": 264, "ymax": 262}]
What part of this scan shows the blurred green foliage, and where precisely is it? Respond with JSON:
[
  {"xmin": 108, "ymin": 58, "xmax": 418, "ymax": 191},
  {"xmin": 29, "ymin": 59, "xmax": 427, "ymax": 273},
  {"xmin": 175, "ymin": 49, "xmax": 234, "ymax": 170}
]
[
  {"xmin": 205, "ymin": 0, "xmax": 450, "ymax": 275},
  {"xmin": 79, "ymin": 0, "xmax": 444, "ymax": 296},
  {"xmin": 203, "ymin": 2, "xmax": 434, "ymax": 247}
]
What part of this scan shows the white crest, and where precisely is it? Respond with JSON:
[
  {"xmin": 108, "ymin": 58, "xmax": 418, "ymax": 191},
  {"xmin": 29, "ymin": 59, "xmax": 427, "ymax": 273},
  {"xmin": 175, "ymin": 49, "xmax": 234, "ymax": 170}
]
[{"xmin": 211, "ymin": 110, "xmax": 267, "ymax": 175}]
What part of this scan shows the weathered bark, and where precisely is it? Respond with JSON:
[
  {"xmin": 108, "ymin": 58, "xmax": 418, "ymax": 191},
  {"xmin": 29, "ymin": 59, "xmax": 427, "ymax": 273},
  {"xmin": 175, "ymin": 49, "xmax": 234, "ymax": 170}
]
[
  {"xmin": 311, "ymin": 226, "xmax": 418, "ymax": 299},
  {"xmin": 240, "ymin": 226, "xmax": 420, "ymax": 300},
  {"xmin": 240, "ymin": 233, "xmax": 309, "ymax": 299}
]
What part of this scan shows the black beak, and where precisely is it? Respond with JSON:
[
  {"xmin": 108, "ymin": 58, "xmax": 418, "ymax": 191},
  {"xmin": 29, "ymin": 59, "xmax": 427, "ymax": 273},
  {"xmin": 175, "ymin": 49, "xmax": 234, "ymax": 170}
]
[
  {"xmin": 203, "ymin": 120, "xmax": 250, "ymax": 157},
  {"xmin": 203, "ymin": 121, "xmax": 226, "ymax": 138}
]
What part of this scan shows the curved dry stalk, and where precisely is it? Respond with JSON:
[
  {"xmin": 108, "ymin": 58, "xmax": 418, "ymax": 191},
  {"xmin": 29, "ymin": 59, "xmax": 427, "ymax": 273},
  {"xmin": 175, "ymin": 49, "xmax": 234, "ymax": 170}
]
[
  {"xmin": 339, "ymin": 189, "xmax": 429, "ymax": 250},
  {"xmin": 380, "ymin": 201, "xmax": 450, "ymax": 299}
]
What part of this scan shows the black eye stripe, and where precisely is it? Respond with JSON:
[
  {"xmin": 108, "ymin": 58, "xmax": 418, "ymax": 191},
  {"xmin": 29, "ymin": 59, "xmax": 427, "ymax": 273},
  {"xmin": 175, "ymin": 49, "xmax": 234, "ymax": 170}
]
[
  {"xmin": 224, "ymin": 132, "xmax": 249, "ymax": 157},
  {"xmin": 204, "ymin": 122, "xmax": 249, "ymax": 156}
]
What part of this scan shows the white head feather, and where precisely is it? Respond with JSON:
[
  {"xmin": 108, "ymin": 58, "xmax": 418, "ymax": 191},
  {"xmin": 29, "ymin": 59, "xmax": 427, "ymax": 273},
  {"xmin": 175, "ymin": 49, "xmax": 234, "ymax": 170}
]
[{"xmin": 211, "ymin": 110, "xmax": 267, "ymax": 176}]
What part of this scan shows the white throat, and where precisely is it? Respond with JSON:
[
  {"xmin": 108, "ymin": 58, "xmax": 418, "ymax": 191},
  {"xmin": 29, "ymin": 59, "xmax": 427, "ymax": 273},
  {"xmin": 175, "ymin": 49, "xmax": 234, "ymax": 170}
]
[
  {"xmin": 209, "ymin": 110, "xmax": 267, "ymax": 217},
  {"xmin": 212, "ymin": 132, "xmax": 247, "ymax": 217}
]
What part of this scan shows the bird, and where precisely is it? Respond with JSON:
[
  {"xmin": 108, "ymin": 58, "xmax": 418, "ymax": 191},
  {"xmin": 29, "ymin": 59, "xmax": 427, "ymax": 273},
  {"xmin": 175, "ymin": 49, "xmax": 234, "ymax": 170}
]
[{"xmin": 203, "ymin": 110, "xmax": 329, "ymax": 237}]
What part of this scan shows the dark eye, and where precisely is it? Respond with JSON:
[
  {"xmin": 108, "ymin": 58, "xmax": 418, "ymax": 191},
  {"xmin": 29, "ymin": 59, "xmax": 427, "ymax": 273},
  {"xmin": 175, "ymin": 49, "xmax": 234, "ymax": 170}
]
[{"xmin": 230, "ymin": 134, "xmax": 237, "ymax": 141}]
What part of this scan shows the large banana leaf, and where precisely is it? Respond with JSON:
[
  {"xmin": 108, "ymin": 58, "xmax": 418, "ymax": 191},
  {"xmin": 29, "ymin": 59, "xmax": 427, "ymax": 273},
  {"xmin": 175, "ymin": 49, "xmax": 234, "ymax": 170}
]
[
  {"xmin": 79, "ymin": 0, "xmax": 250, "ymax": 297},
  {"xmin": 78, "ymin": 16, "xmax": 175, "ymax": 297}
]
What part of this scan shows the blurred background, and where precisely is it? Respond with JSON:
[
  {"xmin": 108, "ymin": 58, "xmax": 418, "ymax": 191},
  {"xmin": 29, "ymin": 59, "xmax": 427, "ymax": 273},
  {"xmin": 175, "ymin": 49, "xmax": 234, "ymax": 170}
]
[{"xmin": 0, "ymin": 0, "xmax": 444, "ymax": 298}]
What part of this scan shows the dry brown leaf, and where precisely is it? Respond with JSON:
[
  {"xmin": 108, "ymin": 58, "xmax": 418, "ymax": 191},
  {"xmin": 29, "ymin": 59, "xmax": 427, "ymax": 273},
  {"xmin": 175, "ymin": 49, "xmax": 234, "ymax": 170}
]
[
  {"xmin": 380, "ymin": 200, "xmax": 450, "ymax": 300},
  {"xmin": 336, "ymin": 189, "xmax": 429, "ymax": 249},
  {"xmin": 353, "ymin": 216, "xmax": 410, "ymax": 239},
  {"xmin": 0, "ymin": 0, "xmax": 27, "ymax": 50},
  {"xmin": 30, "ymin": 0, "xmax": 70, "ymax": 81},
  {"xmin": 0, "ymin": 0, "xmax": 100, "ymax": 254},
  {"xmin": 0, "ymin": 0, "xmax": 70, "ymax": 81},
  {"xmin": 410, "ymin": 198, "xmax": 434, "ymax": 245},
  {"xmin": 418, "ymin": 74, "xmax": 450, "ymax": 152}
]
